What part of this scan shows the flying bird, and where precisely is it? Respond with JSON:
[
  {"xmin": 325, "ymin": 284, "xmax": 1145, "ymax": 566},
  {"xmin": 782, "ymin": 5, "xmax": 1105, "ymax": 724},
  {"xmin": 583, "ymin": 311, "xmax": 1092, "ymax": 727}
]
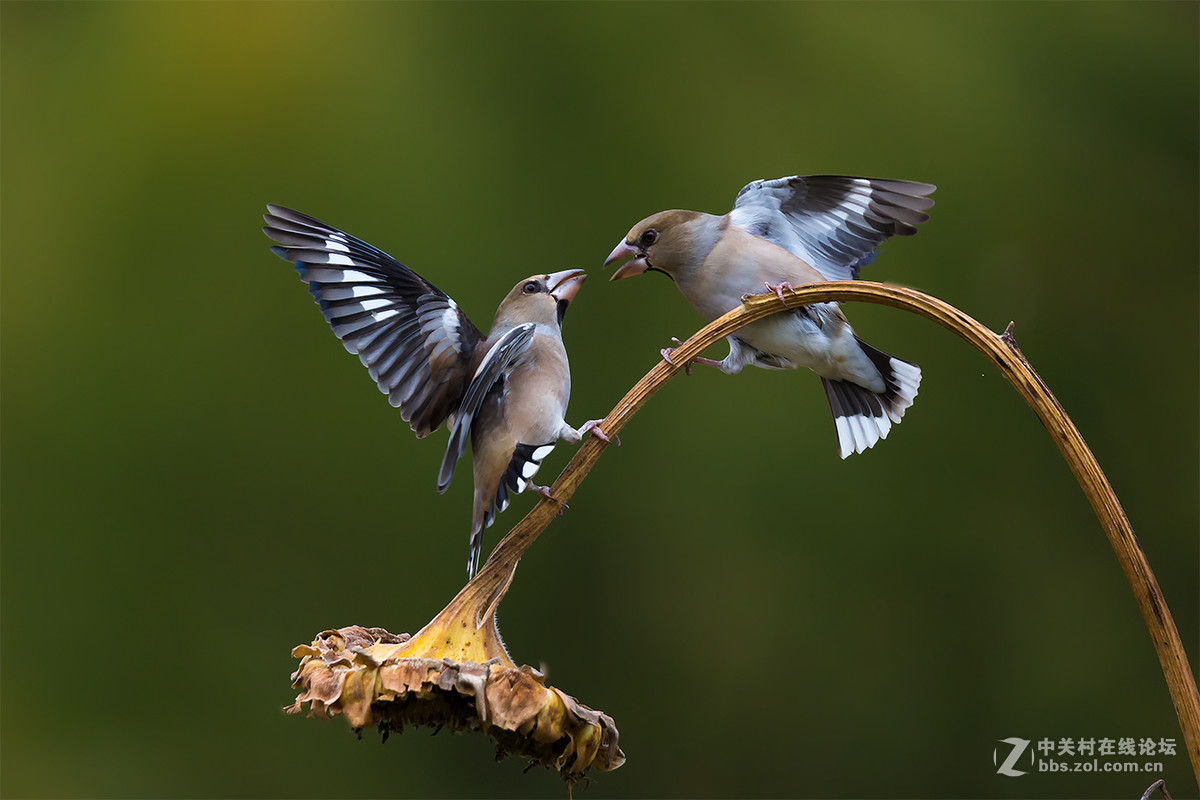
[
  {"xmin": 263, "ymin": 205, "xmax": 610, "ymax": 576},
  {"xmin": 604, "ymin": 175, "xmax": 934, "ymax": 459}
]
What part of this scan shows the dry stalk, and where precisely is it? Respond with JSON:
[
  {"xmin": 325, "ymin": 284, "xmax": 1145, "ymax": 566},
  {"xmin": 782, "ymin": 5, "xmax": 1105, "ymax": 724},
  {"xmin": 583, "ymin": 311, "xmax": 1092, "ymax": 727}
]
[
  {"xmin": 442, "ymin": 280, "xmax": 1199, "ymax": 787},
  {"xmin": 1140, "ymin": 778, "xmax": 1174, "ymax": 800}
]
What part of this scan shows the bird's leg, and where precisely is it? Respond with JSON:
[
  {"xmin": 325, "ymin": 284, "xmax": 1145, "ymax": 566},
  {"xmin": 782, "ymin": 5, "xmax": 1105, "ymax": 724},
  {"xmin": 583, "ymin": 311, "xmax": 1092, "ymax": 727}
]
[
  {"xmin": 764, "ymin": 280, "xmax": 795, "ymax": 305},
  {"xmin": 662, "ymin": 337, "xmax": 728, "ymax": 375},
  {"xmin": 579, "ymin": 419, "xmax": 620, "ymax": 446},
  {"xmin": 528, "ymin": 483, "xmax": 568, "ymax": 514},
  {"xmin": 660, "ymin": 337, "xmax": 698, "ymax": 376}
]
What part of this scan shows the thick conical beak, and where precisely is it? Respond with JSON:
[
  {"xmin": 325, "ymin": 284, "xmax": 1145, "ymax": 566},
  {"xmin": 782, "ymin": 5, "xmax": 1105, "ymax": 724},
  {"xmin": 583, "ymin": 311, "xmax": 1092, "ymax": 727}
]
[
  {"xmin": 604, "ymin": 240, "xmax": 649, "ymax": 281},
  {"xmin": 548, "ymin": 269, "xmax": 587, "ymax": 305},
  {"xmin": 604, "ymin": 240, "xmax": 638, "ymax": 267}
]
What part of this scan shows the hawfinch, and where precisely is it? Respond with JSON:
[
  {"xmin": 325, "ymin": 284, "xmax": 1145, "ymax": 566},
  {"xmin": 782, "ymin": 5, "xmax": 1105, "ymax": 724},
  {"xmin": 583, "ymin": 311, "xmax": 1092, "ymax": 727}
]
[
  {"xmin": 605, "ymin": 175, "xmax": 935, "ymax": 459},
  {"xmin": 263, "ymin": 205, "xmax": 608, "ymax": 577}
]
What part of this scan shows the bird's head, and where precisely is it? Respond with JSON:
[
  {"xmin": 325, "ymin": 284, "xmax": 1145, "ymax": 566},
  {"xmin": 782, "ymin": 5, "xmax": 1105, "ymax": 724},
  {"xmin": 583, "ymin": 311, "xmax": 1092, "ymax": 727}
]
[
  {"xmin": 494, "ymin": 268, "xmax": 587, "ymax": 329},
  {"xmin": 604, "ymin": 210, "xmax": 707, "ymax": 282}
]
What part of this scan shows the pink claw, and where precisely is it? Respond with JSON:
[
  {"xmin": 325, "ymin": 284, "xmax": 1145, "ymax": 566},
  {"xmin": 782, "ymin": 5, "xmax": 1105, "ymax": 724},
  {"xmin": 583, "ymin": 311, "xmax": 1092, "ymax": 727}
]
[
  {"xmin": 764, "ymin": 281, "xmax": 794, "ymax": 304},
  {"xmin": 661, "ymin": 338, "xmax": 693, "ymax": 376},
  {"xmin": 529, "ymin": 483, "xmax": 568, "ymax": 513},
  {"xmin": 581, "ymin": 419, "xmax": 620, "ymax": 447}
]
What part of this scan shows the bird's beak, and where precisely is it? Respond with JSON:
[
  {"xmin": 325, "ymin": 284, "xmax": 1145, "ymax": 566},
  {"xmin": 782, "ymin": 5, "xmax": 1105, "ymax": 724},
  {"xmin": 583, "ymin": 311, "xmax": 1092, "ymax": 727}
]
[
  {"xmin": 604, "ymin": 240, "xmax": 648, "ymax": 281},
  {"xmin": 547, "ymin": 268, "xmax": 587, "ymax": 305}
]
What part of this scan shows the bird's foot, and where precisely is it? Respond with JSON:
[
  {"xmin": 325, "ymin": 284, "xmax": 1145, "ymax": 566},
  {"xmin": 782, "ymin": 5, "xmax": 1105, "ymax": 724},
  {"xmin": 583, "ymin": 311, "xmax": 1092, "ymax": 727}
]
[
  {"xmin": 529, "ymin": 482, "xmax": 568, "ymax": 514},
  {"xmin": 579, "ymin": 419, "xmax": 619, "ymax": 446},
  {"xmin": 661, "ymin": 337, "xmax": 695, "ymax": 376},
  {"xmin": 662, "ymin": 338, "xmax": 726, "ymax": 375},
  {"xmin": 764, "ymin": 281, "xmax": 795, "ymax": 304}
]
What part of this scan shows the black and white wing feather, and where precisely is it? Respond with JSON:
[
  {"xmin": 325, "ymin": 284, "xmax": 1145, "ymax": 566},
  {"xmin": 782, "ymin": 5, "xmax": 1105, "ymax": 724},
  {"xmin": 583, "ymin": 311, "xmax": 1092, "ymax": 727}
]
[
  {"xmin": 729, "ymin": 175, "xmax": 935, "ymax": 281},
  {"xmin": 490, "ymin": 442, "xmax": 557, "ymax": 520},
  {"xmin": 437, "ymin": 323, "xmax": 537, "ymax": 493},
  {"xmin": 263, "ymin": 205, "xmax": 483, "ymax": 438},
  {"xmin": 466, "ymin": 439, "xmax": 555, "ymax": 576}
]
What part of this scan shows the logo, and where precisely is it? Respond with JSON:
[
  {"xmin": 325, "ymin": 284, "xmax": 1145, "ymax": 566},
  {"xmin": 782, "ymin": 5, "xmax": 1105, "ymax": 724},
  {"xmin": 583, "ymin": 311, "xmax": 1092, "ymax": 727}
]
[
  {"xmin": 993, "ymin": 735, "xmax": 1174, "ymax": 777},
  {"xmin": 995, "ymin": 737, "xmax": 1033, "ymax": 777}
]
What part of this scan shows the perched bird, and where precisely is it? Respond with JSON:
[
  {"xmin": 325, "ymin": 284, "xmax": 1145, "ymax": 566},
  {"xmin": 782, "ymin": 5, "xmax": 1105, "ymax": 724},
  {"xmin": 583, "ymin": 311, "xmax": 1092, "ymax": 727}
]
[
  {"xmin": 263, "ymin": 205, "xmax": 610, "ymax": 576},
  {"xmin": 604, "ymin": 175, "xmax": 934, "ymax": 459}
]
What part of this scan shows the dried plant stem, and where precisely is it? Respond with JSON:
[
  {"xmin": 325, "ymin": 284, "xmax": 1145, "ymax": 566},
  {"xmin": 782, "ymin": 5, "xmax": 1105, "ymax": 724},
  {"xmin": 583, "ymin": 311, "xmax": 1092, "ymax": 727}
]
[
  {"xmin": 1141, "ymin": 778, "xmax": 1174, "ymax": 800},
  {"xmin": 438, "ymin": 280, "xmax": 1199, "ymax": 785}
]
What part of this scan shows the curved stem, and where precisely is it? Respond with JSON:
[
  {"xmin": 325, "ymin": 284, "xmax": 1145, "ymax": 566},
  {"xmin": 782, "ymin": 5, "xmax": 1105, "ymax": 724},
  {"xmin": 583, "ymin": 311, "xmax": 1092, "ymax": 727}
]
[{"xmin": 455, "ymin": 280, "xmax": 1199, "ymax": 785}]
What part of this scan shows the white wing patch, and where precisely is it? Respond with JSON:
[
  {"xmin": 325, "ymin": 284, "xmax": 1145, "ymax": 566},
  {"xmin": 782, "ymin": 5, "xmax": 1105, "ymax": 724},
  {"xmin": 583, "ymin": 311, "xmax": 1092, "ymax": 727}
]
[
  {"xmin": 730, "ymin": 175, "xmax": 935, "ymax": 281},
  {"xmin": 513, "ymin": 443, "xmax": 555, "ymax": 493},
  {"xmin": 370, "ymin": 308, "xmax": 400, "ymax": 323},
  {"xmin": 441, "ymin": 301, "xmax": 460, "ymax": 350},
  {"xmin": 356, "ymin": 298, "xmax": 392, "ymax": 312},
  {"xmin": 319, "ymin": 284, "xmax": 389, "ymax": 301},
  {"xmin": 325, "ymin": 268, "xmax": 381, "ymax": 284}
]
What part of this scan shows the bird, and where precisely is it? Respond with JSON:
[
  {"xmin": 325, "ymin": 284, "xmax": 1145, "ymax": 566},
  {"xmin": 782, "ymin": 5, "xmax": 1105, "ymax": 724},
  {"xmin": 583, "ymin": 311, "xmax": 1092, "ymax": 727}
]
[
  {"xmin": 603, "ymin": 174, "xmax": 934, "ymax": 459},
  {"xmin": 263, "ymin": 204, "xmax": 611, "ymax": 577}
]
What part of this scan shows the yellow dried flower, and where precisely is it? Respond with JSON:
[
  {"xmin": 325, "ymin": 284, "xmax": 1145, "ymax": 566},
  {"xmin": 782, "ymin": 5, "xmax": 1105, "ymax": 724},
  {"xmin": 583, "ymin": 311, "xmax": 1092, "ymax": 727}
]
[{"xmin": 287, "ymin": 534, "xmax": 624, "ymax": 783}]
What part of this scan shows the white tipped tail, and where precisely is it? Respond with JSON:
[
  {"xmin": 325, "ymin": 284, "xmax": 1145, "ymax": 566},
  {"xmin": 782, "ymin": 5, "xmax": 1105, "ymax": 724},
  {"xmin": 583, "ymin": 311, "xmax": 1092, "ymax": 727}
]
[{"xmin": 823, "ymin": 340, "xmax": 922, "ymax": 459}]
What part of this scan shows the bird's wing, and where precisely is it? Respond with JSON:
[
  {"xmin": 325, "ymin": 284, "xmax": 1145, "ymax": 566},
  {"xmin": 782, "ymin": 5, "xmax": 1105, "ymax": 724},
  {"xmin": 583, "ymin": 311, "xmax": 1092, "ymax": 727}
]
[
  {"xmin": 728, "ymin": 175, "xmax": 935, "ymax": 281},
  {"xmin": 437, "ymin": 322, "xmax": 537, "ymax": 493},
  {"xmin": 468, "ymin": 440, "xmax": 556, "ymax": 573},
  {"xmin": 264, "ymin": 204, "xmax": 484, "ymax": 438}
]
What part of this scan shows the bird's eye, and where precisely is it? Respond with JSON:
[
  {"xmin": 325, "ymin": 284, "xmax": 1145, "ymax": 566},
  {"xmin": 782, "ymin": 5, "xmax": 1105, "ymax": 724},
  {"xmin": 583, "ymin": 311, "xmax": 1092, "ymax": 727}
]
[
  {"xmin": 640, "ymin": 229, "xmax": 658, "ymax": 246},
  {"xmin": 522, "ymin": 281, "xmax": 539, "ymax": 294}
]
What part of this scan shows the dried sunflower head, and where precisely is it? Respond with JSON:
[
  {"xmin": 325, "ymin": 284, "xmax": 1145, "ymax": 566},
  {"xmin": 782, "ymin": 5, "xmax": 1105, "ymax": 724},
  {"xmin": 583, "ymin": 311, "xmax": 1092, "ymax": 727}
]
[
  {"xmin": 288, "ymin": 623, "xmax": 624, "ymax": 783},
  {"xmin": 286, "ymin": 427, "xmax": 626, "ymax": 784}
]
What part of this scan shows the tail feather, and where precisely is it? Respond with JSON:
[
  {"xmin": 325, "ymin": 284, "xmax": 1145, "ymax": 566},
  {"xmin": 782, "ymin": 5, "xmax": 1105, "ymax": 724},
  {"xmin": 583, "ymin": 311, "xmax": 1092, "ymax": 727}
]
[
  {"xmin": 823, "ymin": 338, "xmax": 921, "ymax": 459},
  {"xmin": 467, "ymin": 529, "xmax": 484, "ymax": 579},
  {"xmin": 465, "ymin": 442, "xmax": 556, "ymax": 578}
]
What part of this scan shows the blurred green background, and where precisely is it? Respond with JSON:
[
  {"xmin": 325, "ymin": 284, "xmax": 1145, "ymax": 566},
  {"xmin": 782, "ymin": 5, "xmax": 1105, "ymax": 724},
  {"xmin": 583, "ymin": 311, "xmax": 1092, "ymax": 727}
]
[{"xmin": 3, "ymin": 2, "xmax": 1197, "ymax": 798}]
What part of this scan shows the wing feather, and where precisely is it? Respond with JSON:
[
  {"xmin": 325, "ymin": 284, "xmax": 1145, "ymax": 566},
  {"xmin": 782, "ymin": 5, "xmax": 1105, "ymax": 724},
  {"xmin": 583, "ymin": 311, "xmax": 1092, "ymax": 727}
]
[
  {"xmin": 264, "ymin": 205, "xmax": 484, "ymax": 437},
  {"xmin": 729, "ymin": 175, "xmax": 935, "ymax": 281},
  {"xmin": 436, "ymin": 323, "xmax": 537, "ymax": 493}
]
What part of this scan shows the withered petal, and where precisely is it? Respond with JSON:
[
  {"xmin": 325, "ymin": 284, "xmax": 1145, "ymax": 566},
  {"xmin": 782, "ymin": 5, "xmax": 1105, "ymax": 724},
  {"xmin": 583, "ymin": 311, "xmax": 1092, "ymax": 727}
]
[{"xmin": 288, "ymin": 626, "xmax": 624, "ymax": 783}]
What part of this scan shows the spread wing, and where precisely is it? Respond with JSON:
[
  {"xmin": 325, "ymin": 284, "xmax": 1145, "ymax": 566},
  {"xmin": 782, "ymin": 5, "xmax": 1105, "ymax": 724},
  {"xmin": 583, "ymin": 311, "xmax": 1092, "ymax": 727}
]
[
  {"xmin": 437, "ymin": 323, "xmax": 537, "ymax": 493},
  {"xmin": 729, "ymin": 175, "xmax": 936, "ymax": 281},
  {"xmin": 263, "ymin": 204, "xmax": 484, "ymax": 438}
]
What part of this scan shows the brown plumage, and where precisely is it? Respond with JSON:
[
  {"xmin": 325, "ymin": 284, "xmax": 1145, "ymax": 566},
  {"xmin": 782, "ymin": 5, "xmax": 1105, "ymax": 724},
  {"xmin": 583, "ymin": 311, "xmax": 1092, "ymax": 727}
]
[
  {"xmin": 264, "ymin": 205, "xmax": 610, "ymax": 576},
  {"xmin": 605, "ymin": 175, "xmax": 934, "ymax": 459}
]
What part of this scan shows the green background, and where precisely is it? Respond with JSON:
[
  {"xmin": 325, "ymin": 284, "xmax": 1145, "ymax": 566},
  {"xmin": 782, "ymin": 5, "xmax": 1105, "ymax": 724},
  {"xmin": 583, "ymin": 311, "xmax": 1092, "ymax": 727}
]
[{"xmin": 3, "ymin": 2, "xmax": 1197, "ymax": 798}]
